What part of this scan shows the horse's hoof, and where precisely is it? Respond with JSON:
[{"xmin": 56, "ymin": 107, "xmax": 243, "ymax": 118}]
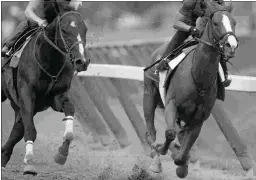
[
  {"xmin": 1, "ymin": 159, "xmax": 7, "ymax": 168},
  {"xmin": 174, "ymin": 158, "xmax": 187, "ymax": 166},
  {"xmin": 1, "ymin": 151, "xmax": 11, "ymax": 168},
  {"xmin": 148, "ymin": 155, "xmax": 162, "ymax": 173},
  {"xmin": 54, "ymin": 150, "xmax": 67, "ymax": 165},
  {"xmin": 176, "ymin": 165, "xmax": 188, "ymax": 178},
  {"xmin": 23, "ymin": 165, "xmax": 37, "ymax": 176},
  {"xmin": 169, "ymin": 143, "xmax": 180, "ymax": 160},
  {"xmin": 64, "ymin": 132, "xmax": 74, "ymax": 142}
]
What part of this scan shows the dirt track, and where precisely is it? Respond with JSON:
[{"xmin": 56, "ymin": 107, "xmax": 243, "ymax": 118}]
[
  {"xmin": 2, "ymin": 33, "xmax": 256, "ymax": 180},
  {"xmin": 2, "ymin": 100, "xmax": 252, "ymax": 180}
]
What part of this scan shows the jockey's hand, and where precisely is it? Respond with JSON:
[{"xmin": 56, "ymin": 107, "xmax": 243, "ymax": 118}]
[
  {"xmin": 156, "ymin": 59, "xmax": 170, "ymax": 71},
  {"xmin": 38, "ymin": 19, "xmax": 48, "ymax": 28},
  {"xmin": 189, "ymin": 26, "xmax": 201, "ymax": 38}
]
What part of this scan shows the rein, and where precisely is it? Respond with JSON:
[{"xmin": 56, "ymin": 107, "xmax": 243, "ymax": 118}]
[
  {"xmin": 188, "ymin": 12, "xmax": 237, "ymax": 125},
  {"xmin": 33, "ymin": 11, "xmax": 85, "ymax": 98}
]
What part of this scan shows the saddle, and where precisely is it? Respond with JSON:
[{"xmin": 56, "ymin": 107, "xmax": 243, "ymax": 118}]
[
  {"xmin": 145, "ymin": 40, "xmax": 225, "ymax": 106},
  {"xmin": 2, "ymin": 29, "xmax": 40, "ymax": 72}
]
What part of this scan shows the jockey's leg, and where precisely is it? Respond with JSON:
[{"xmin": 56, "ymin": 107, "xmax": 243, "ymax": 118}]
[
  {"xmin": 2, "ymin": 20, "xmax": 37, "ymax": 56},
  {"xmin": 155, "ymin": 31, "xmax": 190, "ymax": 74},
  {"xmin": 220, "ymin": 57, "xmax": 232, "ymax": 87}
]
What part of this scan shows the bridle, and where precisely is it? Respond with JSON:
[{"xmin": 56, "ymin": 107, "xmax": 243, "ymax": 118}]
[
  {"xmin": 33, "ymin": 11, "xmax": 86, "ymax": 98},
  {"xmin": 43, "ymin": 11, "xmax": 86, "ymax": 64},
  {"xmin": 195, "ymin": 10, "xmax": 238, "ymax": 61}
]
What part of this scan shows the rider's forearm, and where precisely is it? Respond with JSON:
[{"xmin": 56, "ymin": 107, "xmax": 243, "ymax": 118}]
[
  {"xmin": 173, "ymin": 21, "xmax": 192, "ymax": 32},
  {"xmin": 25, "ymin": 9, "xmax": 44, "ymax": 24}
]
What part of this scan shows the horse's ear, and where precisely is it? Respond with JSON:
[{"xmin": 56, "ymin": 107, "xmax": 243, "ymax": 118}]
[
  {"xmin": 82, "ymin": 20, "xmax": 88, "ymax": 33},
  {"xmin": 225, "ymin": 0, "xmax": 234, "ymax": 13},
  {"xmin": 200, "ymin": 0, "xmax": 207, "ymax": 10}
]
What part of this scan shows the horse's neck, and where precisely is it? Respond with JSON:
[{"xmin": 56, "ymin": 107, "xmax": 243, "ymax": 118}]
[
  {"xmin": 37, "ymin": 26, "xmax": 69, "ymax": 75},
  {"xmin": 192, "ymin": 24, "xmax": 220, "ymax": 89}
]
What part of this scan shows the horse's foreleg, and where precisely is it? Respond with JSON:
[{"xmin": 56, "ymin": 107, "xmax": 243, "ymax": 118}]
[
  {"xmin": 143, "ymin": 75, "xmax": 162, "ymax": 173},
  {"xmin": 2, "ymin": 112, "xmax": 24, "ymax": 167},
  {"xmin": 53, "ymin": 93, "xmax": 75, "ymax": 165},
  {"xmin": 174, "ymin": 123, "xmax": 202, "ymax": 166},
  {"xmin": 158, "ymin": 99, "xmax": 177, "ymax": 156},
  {"xmin": 19, "ymin": 86, "xmax": 37, "ymax": 175}
]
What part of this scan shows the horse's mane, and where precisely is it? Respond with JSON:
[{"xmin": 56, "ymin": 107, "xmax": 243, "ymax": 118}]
[{"xmin": 204, "ymin": 1, "xmax": 233, "ymax": 17}]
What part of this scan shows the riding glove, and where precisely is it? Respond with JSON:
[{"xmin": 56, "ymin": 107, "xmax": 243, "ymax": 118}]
[{"xmin": 189, "ymin": 26, "xmax": 201, "ymax": 38}]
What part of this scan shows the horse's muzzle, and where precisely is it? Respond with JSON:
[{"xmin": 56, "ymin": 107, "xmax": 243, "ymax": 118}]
[{"xmin": 74, "ymin": 58, "xmax": 90, "ymax": 72}]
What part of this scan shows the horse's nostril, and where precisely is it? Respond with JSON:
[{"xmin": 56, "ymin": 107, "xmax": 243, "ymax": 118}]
[
  {"xmin": 226, "ymin": 42, "xmax": 231, "ymax": 48},
  {"xmin": 75, "ymin": 59, "xmax": 83, "ymax": 65}
]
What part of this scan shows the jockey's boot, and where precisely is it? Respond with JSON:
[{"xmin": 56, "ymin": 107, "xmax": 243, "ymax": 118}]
[
  {"xmin": 220, "ymin": 56, "xmax": 232, "ymax": 87},
  {"xmin": 223, "ymin": 72, "xmax": 232, "ymax": 87},
  {"xmin": 1, "ymin": 45, "xmax": 12, "ymax": 57},
  {"xmin": 154, "ymin": 58, "xmax": 170, "ymax": 75}
]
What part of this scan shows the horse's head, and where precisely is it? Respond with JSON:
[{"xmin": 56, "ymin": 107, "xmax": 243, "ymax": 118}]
[
  {"xmin": 46, "ymin": 11, "xmax": 90, "ymax": 72},
  {"xmin": 203, "ymin": 0, "xmax": 238, "ymax": 59}
]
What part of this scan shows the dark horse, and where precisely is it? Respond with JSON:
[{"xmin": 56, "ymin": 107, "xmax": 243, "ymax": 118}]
[
  {"xmin": 1, "ymin": 10, "xmax": 90, "ymax": 175},
  {"xmin": 143, "ymin": 1, "xmax": 238, "ymax": 178}
]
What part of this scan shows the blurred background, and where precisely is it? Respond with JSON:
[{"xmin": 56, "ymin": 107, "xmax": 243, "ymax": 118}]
[
  {"xmin": 1, "ymin": 1, "xmax": 256, "ymax": 43},
  {"xmin": 1, "ymin": 1, "xmax": 256, "ymax": 178}
]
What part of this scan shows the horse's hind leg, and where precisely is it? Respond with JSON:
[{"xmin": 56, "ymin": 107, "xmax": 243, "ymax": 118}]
[
  {"xmin": 52, "ymin": 92, "xmax": 75, "ymax": 165},
  {"xmin": 143, "ymin": 75, "xmax": 159, "ymax": 147},
  {"xmin": 2, "ymin": 111, "xmax": 24, "ymax": 167},
  {"xmin": 143, "ymin": 74, "xmax": 162, "ymax": 173}
]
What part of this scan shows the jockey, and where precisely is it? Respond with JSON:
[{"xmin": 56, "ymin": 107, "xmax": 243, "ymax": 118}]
[
  {"xmin": 156, "ymin": 0, "xmax": 232, "ymax": 87},
  {"xmin": 1, "ymin": 0, "xmax": 82, "ymax": 57}
]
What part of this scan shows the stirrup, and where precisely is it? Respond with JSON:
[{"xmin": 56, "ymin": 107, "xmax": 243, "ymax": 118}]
[{"xmin": 5, "ymin": 48, "xmax": 12, "ymax": 57}]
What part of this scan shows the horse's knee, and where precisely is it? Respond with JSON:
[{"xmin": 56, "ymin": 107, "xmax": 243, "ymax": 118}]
[{"xmin": 62, "ymin": 100, "xmax": 75, "ymax": 116}]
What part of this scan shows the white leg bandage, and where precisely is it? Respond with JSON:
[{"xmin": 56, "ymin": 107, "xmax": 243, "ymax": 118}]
[
  {"xmin": 24, "ymin": 141, "xmax": 34, "ymax": 164},
  {"xmin": 64, "ymin": 116, "xmax": 74, "ymax": 140}
]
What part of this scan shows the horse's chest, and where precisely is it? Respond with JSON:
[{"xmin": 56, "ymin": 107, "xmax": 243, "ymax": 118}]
[{"xmin": 37, "ymin": 74, "xmax": 72, "ymax": 95}]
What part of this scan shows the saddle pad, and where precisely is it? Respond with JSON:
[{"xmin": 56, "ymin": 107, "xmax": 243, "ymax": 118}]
[
  {"xmin": 158, "ymin": 45, "xmax": 198, "ymax": 106},
  {"xmin": 9, "ymin": 35, "xmax": 33, "ymax": 68}
]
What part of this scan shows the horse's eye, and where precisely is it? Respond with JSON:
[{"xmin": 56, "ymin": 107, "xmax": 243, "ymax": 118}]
[{"xmin": 70, "ymin": 21, "xmax": 77, "ymax": 28}]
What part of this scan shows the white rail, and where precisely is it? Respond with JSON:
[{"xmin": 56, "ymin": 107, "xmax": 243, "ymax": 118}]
[{"xmin": 77, "ymin": 64, "xmax": 256, "ymax": 93}]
